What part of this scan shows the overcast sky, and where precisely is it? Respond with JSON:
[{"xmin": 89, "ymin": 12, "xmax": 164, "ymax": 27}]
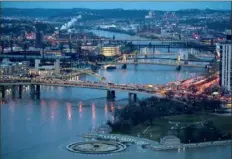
[{"xmin": 2, "ymin": 2, "xmax": 231, "ymax": 10}]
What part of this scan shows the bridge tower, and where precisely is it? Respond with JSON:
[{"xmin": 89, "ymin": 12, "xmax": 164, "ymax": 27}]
[
  {"xmin": 144, "ymin": 47, "xmax": 148, "ymax": 58},
  {"xmin": 134, "ymin": 50, "xmax": 138, "ymax": 63},
  {"xmin": 153, "ymin": 46, "xmax": 156, "ymax": 54},
  {"xmin": 0, "ymin": 86, "xmax": 5, "ymax": 99},
  {"xmin": 121, "ymin": 54, "xmax": 127, "ymax": 69},
  {"xmin": 177, "ymin": 55, "xmax": 181, "ymax": 65},
  {"xmin": 54, "ymin": 59, "xmax": 60, "ymax": 74},
  {"xmin": 176, "ymin": 55, "xmax": 181, "ymax": 71},
  {"xmin": 19, "ymin": 85, "xmax": 22, "ymax": 99},
  {"xmin": 184, "ymin": 52, "xmax": 189, "ymax": 64}
]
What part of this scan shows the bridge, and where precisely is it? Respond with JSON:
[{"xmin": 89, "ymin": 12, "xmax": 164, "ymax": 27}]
[
  {"xmin": 98, "ymin": 48, "xmax": 213, "ymax": 70},
  {"xmin": 98, "ymin": 54, "xmax": 210, "ymax": 70},
  {"xmin": 65, "ymin": 39, "xmax": 215, "ymax": 51},
  {"xmin": 0, "ymin": 78, "xmax": 163, "ymax": 103},
  {"xmin": 61, "ymin": 68, "xmax": 106, "ymax": 81},
  {"xmin": 0, "ymin": 75, "xmax": 230, "ymax": 103},
  {"xmin": 118, "ymin": 52, "xmax": 212, "ymax": 62},
  {"xmin": 99, "ymin": 61, "xmax": 206, "ymax": 68}
]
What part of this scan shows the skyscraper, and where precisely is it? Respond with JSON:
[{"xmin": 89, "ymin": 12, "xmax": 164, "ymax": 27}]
[
  {"xmin": 35, "ymin": 31, "xmax": 44, "ymax": 48},
  {"xmin": 217, "ymin": 30, "xmax": 231, "ymax": 92}
]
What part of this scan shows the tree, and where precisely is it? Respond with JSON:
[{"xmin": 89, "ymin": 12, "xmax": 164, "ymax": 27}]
[
  {"xmin": 166, "ymin": 91, "xmax": 174, "ymax": 98},
  {"xmin": 23, "ymin": 41, "xmax": 29, "ymax": 52},
  {"xmin": 59, "ymin": 43, "xmax": 64, "ymax": 53},
  {"xmin": 42, "ymin": 42, "xmax": 46, "ymax": 59},
  {"xmin": 120, "ymin": 42, "xmax": 136, "ymax": 54},
  {"xmin": 68, "ymin": 40, "xmax": 72, "ymax": 53},
  {"xmin": 10, "ymin": 39, "xmax": 14, "ymax": 52},
  {"xmin": 1, "ymin": 40, "xmax": 5, "ymax": 54}
]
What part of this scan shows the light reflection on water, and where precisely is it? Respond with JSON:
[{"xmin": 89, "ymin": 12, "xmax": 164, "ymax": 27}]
[{"xmin": 1, "ymin": 66, "xmax": 231, "ymax": 159}]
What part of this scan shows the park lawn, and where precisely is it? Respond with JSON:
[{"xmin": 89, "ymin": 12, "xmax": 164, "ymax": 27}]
[
  {"xmin": 165, "ymin": 114, "xmax": 232, "ymax": 133},
  {"xmin": 211, "ymin": 115, "xmax": 232, "ymax": 133},
  {"xmin": 164, "ymin": 114, "xmax": 216, "ymax": 123},
  {"xmin": 113, "ymin": 114, "xmax": 232, "ymax": 142},
  {"xmin": 122, "ymin": 119, "xmax": 170, "ymax": 141}
]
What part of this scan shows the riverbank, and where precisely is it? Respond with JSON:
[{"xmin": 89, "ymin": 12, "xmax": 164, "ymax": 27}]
[
  {"xmin": 92, "ymin": 28, "xmax": 179, "ymax": 41},
  {"xmin": 96, "ymin": 28, "xmax": 136, "ymax": 36},
  {"xmin": 149, "ymin": 140, "xmax": 232, "ymax": 151},
  {"xmin": 110, "ymin": 113, "xmax": 232, "ymax": 142},
  {"xmin": 82, "ymin": 133, "xmax": 232, "ymax": 151}
]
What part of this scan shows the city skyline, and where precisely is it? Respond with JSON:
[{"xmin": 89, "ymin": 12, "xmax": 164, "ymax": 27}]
[{"xmin": 2, "ymin": 2, "xmax": 231, "ymax": 10}]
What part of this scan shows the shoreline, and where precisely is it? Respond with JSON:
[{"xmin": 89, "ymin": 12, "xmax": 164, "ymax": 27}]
[
  {"xmin": 83, "ymin": 133, "xmax": 232, "ymax": 151},
  {"xmin": 149, "ymin": 140, "xmax": 232, "ymax": 151},
  {"xmin": 95, "ymin": 28, "xmax": 136, "ymax": 36},
  {"xmin": 92, "ymin": 28, "xmax": 180, "ymax": 41}
]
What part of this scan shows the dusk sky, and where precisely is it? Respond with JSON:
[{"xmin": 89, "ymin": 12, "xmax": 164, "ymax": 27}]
[{"xmin": 2, "ymin": 2, "xmax": 231, "ymax": 10}]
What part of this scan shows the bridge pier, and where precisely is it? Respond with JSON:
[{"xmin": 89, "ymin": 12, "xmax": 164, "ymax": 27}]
[
  {"xmin": 30, "ymin": 84, "xmax": 35, "ymax": 99},
  {"xmin": 0, "ymin": 86, "xmax": 6, "ymax": 99},
  {"xmin": 107, "ymin": 90, "xmax": 115, "ymax": 99},
  {"xmin": 12, "ymin": 85, "xmax": 16, "ymax": 99},
  {"xmin": 128, "ymin": 93, "xmax": 137, "ymax": 104},
  {"xmin": 153, "ymin": 47, "xmax": 155, "ymax": 54},
  {"xmin": 176, "ymin": 65, "xmax": 181, "ymax": 71},
  {"xmin": 122, "ymin": 64, "xmax": 127, "ymax": 69},
  {"xmin": 18, "ymin": 85, "xmax": 22, "ymax": 99},
  {"xmin": 35, "ymin": 85, "xmax": 40, "ymax": 99}
]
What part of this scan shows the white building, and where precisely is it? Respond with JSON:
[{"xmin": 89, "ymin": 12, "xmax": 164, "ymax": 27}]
[
  {"xmin": 217, "ymin": 31, "xmax": 232, "ymax": 92},
  {"xmin": 34, "ymin": 59, "xmax": 60, "ymax": 74},
  {"xmin": 101, "ymin": 46, "xmax": 120, "ymax": 57},
  {"xmin": 0, "ymin": 59, "xmax": 29, "ymax": 76},
  {"xmin": 145, "ymin": 11, "xmax": 155, "ymax": 19},
  {"xmin": 160, "ymin": 135, "xmax": 181, "ymax": 145}
]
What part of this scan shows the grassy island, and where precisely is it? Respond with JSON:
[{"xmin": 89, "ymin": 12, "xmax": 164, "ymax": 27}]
[{"xmin": 107, "ymin": 97, "xmax": 232, "ymax": 143}]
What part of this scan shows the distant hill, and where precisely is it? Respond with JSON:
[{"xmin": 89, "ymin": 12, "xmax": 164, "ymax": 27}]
[
  {"xmin": 1, "ymin": 8, "xmax": 148, "ymax": 19},
  {"xmin": 2, "ymin": 8, "xmax": 230, "ymax": 19}
]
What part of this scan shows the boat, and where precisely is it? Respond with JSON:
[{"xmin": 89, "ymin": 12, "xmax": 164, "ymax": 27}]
[{"xmin": 104, "ymin": 65, "xmax": 116, "ymax": 70}]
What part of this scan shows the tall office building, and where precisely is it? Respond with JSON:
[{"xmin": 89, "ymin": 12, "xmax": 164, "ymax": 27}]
[
  {"xmin": 217, "ymin": 30, "xmax": 231, "ymax": 92},
  {"xmin": 35, "ymin": 31, "xmax": 44, "ymax": 48}
]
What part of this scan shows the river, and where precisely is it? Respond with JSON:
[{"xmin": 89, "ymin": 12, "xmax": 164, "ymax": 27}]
[
  {"xmin": 1, "ymin": 30, "xmax": 231, "ymax": 159},
  {"xmin": 86, "ymin": 29, "xmax": 169, "ymax": 45}
]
